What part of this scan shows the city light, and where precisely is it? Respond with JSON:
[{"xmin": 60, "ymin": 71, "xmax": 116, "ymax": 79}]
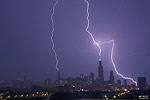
[
  {"xmin": 20, "ymin": 94, "xmax": 24, "ymax": 97},
  {"xmin": 14, "ymin": 95, "xmax": 17, "ymax": 98},
  {"xmin": 32, "ymin": 94, "xmax": 35, "ymax": 97},
  {"xmin": 25, "ymin": 94, "xmax": 29, "ymax": 97},
  {"xmin": 113, "ymin": 95, "xmax": 116, "ymax": 99},
  {"xmin": 7, "ymin": 95, "xmax": 10, "ymax": 98},
  {"xmin": 124, "ymin": 88, "xmax": 127, "ymax": 91},
  {"xmin": 0, "ymin": 96, "xmax": 2, "ymax": 99}
]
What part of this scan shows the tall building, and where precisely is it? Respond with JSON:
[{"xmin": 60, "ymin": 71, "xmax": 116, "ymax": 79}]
[
  {"xmin": 109, "ymin": 70, "xmax": 115, "ymax": 84},
  {"xmin": 80, "ymin": 74, "xmax": 83, "ymax": 79},
  {"xmin": 138, "ymin": 77, "xmax": 146, "ymax": 90},
  {"xmin": 0, "ymin": 81, "xmax": 9, "ymax": 87},
  {"xmin": 98, "ymin": 60, "xmax": 104, "ymax": 82},
  {"xmin": 44, "ymin": 77, "xmax": 51, "ymax": 87},
  {"xmin": 89, "ymin": 73, "xmax": 94, "ymax": 84},
  {"xmin": 90, "ymin": 73, "xmax": 94, "ymax": 83},
  {"xmin": 58, "ymin": 72, "xmax": 60, "ymax": 80},
  {"xmin": 124, "ymin": 79, "xmax": 127, "ymax": 86}
]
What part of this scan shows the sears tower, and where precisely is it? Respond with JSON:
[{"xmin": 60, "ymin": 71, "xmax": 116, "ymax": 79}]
[{"xmin": 98, "ymin": 60, "xmax": 104, "ymax": 82}]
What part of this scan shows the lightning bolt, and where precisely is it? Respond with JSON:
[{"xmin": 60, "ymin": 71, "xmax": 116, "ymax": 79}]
[
  {"xmin": 99, "ymin": 40, "xmax": 137, "ymax": 86},
  {"xmin": 84, "ymin": 0, "xmax": 137, "ymax": 86},
  {"xmin": 84, "ymin": 0, "xmax": 102, "ymax": 60},
  {"xmin": 50, "ymin": 0, "xmax": 59, "ymax": 70}
]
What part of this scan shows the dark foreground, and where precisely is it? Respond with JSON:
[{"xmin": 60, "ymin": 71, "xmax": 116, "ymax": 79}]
[
  {"xmin": 49, "ymin": 90, "xmax": 150, "ymax": 100},
  {"xmin": 1, "ymin": 90, "xmax": 150, "ymax": 100}
]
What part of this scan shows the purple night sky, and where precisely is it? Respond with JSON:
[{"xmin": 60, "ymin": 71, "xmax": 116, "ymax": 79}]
[{"xmin": 0, "ymin": 0, "xmax": 150, "ymax": 84}]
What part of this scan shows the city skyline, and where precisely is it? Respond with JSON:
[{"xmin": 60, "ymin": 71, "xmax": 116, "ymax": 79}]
[
  {"xmin": 0, "ymin": 59, "xmax": 149, "ymax": 99},
  {"xmin": 0, "ymin": 59, "xmax": 148, "ymax": 86},
  {"xmin": 1, "ymin": 59, "xmax": 149, "ymax": 91}
]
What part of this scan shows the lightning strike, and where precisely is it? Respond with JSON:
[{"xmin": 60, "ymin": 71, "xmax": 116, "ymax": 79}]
[
  {"xmin": 83, "ymin": 0, "xmax": 137, "ymax": 86},
  {"xmin": 84, "ymin": 0, "xmax": 102, "ymax": 60},
  {"xmin": 50, "ymin": 0, "xmax": 59, "ymax": 70},
  {"xmin": 99, "ymin": 40, "xmax": 137, "ymax": 86}
]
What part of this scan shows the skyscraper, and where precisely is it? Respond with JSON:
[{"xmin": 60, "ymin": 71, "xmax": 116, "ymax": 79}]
[
  {"xmin": 80, "ymin": 74, "xmax": 83, "ymax": 79},
  {"xmin": 138, "ymin": 77, "xmax": 146, "ymax": 90},
  {"xmin": 109, "ymin": 70, "xmax": 115, "ymax": 84},
  {"xmin": 124, "ymin": 79, "xmax": 127, "ymax": 86},
  {"xmin": 117, "ymin": 80, "xmax": 121, "ymax": 86},
  {"xmin": 58, "ymin": 72, "xmax": 60, "ymax": 80},
  {"xmin": 44, "ymin": 77, "xmax": 51, "ymax": 87},
  {"xmin": 89, "ymin": 73, "xmax": 94, "ymax": 84},
  {"xmin": 98, "ymin": 60, "xmax": 104, "ymax": 82}
]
